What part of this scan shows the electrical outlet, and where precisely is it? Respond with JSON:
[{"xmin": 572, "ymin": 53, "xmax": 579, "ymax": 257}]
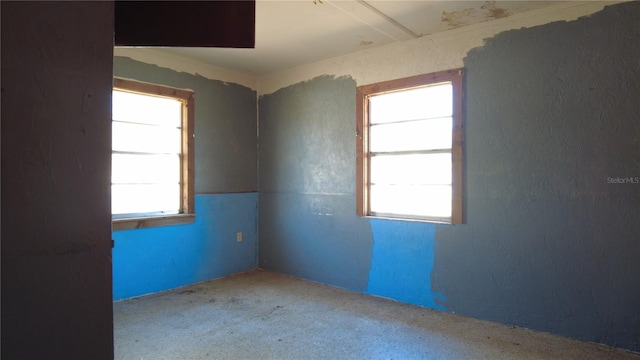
[{"xmin": 236, "ymin": 232, "xmax": 243, "ymax": 242}]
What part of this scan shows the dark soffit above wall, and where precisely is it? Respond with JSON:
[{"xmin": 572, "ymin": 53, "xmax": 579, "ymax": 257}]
[{"xmin": 114, "ymin": 1, "xmax": 255, "ymax": 48}]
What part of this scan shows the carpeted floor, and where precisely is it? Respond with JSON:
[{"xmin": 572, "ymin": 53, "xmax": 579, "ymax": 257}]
[{"xmin": 114, "ymin": 270, "xmax": 639, "ymax": 360}]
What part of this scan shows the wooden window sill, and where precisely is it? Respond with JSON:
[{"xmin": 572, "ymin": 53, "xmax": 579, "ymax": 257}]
[
  {"xmin": 112, "ymin": 213, "xmax": 196, "ymax": 231},
  {"xmin": 363, "ymin": 214, "xmax": 454, "ymax": 225}
]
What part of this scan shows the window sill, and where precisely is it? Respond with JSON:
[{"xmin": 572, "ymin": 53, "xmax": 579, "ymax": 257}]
[
  {"xmin": 363, "ymin": 214, "xmax": 458, "ymax": 225},
  {"xmin": 112, "ymin": 213, "xmax": 196, "ymax": 231}
]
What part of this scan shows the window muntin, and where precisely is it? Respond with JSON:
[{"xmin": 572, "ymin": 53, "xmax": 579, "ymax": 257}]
[
  {"xmin": 112, "ymin": 78, "xmax": 195, "ymax": 230},
  {"xmin": 368, "ymin": 84, "xmax": 452, "ymax": 124},
  {"xmin": 356, "ymin": 69, "xmax": 463, "ymax": 224},
  {"xmin": 369, "ymin": 117, "xmax": 453, "ymax": 152}
]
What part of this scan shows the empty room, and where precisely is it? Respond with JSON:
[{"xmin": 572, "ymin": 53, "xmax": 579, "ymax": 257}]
[{"xmin": 2, "ymin": 1, "xmax": 639, "ymax": 359}]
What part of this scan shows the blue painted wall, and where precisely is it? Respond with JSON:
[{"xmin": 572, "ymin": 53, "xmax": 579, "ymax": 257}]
[
  {"xmin": 111, "ymin": 2, "xmax": 639, "ymax": 352},
  {"xmin": 258, "ymin": 76, "xmax": 444, "ymax": 309},
  {"xmin": 367, "ymin": 220, "xmax": 444, "ymax": 310},
  {"xmin": 258, "ymin": 3, "xmax": 639, "ymax": 352},
  {"xmin": 112, "ymin": 58, "xmax": 258, "ymax": 300},
  {"xmin": 113, "ymin": 194, "xmax": 257, "ymax": 300}
]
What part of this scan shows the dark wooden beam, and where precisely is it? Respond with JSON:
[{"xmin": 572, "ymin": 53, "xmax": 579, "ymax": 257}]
[{"xmin": 115, "ymin": 1, "xmax": 255, "ymax": 48}]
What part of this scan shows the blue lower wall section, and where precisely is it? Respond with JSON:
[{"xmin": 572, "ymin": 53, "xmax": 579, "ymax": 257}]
[
  {"xmin": 112, "ymin": 193, "xmax": 257, "ymax": 300},
  {"xmin": 367, "ymin": 220, "xmax": 445, "ymax": 310},
  {"xmin": 258, "ymin": 74, "xmax": 446, "ymax": 312},
  {"xmin": 108, "ymin": 4, "xmax": 639, "ymax": 351},
  {"xmin": 258, "ymin": 192, "xmax": 446, "ymax": 310}
]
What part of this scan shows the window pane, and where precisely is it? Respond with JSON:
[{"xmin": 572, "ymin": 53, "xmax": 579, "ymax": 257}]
[
  {"xmin": 112, "ymin": 184, "xmax": 180, "ymax": 215},
  {"xmin": 112, "ymin": 121, "xmax": 181, "ymax": 154},
  {"xmin": 113, "ymin": 90, "xmax": 182, "ymax": 127},
  {"xmin": 369, "ymin": 83, "xmax": 452, "ymax": 124},
  {"xmin": 370, "ymin": 153, "xmax": 451, "ymax": 185},
  {"xmin": 112, "ymin": 154, "xmax": 180, "ymax": 184},
  {"xmin": 370, "ymin": 118, "xmax": 452, "ymax": 152},
  {"xmin": 370, "ymin": 184, "xmax": 451, "ymax": 218}
]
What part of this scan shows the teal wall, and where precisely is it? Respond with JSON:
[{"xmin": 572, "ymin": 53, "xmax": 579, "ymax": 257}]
[
  {"xmin": 112, "ymin": 57, "xmax": 258, "ymax": 300},
  {"xmin": 258, "ymin": 3, "xmax": 639, "ymax": 351}
]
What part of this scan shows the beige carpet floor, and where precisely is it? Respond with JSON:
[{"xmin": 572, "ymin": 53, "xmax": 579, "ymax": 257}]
[{"xmin": 114, "ymin": 270, "xmax": 639, "ymax": 360}]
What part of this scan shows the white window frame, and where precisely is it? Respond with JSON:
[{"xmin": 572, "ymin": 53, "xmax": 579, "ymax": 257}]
[
  {"xmin": 112, "ymin": 78, "xmax": 195, "ymax": 230},
  {"xmin": 356, "ymin": 69, "xmax": 464, "ymax": 224}
]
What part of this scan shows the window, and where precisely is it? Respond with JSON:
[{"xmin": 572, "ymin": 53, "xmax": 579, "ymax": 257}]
[
  {"xmin": 112, "ymin": 78, "xmax": 195, "ymax": 230},
  {"xmin": 356, "ymin": 69, "xmax": 463, "ymax": 224}
]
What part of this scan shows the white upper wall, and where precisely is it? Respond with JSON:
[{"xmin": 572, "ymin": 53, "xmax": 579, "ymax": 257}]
[{"xmin": 114, "ymin": 1, "xmax": 619, "ymax": 96}]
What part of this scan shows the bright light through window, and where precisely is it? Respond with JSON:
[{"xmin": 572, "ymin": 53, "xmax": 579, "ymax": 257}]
[
  {"xmin": 356, "ymin": 69, "xmax": 464, "ymax": 223},
  {"xmin": 111, "ymin": 89, "xmax": 183, "ymax": 216}
]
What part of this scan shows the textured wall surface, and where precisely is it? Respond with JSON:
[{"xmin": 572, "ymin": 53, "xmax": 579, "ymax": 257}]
[
  {"xmin": 258, "ymin": 2, "xmax": 639, "ymax": 352},
  {"xmin": 111, "ymin": 3, "xmax": 613, "ymax": 97},
  {"xmin": 434, "ymin": 2, "xmax": 640, "ymax": 351},
  {"xmin": 258, "ymin": 76, "xmax": 446, "ymax": 306},
  {"xmin": 114, "ymin": 56, "xmax": 257, "ymax": 193},
  {"xmin": 1, "ymin": 2, "xmax": 115, "ymax": 358},
  {"xmin": 257, "ymin": 2, "xmax": 616, "ymax": 95},
  {"xmin": 367, "ymin": 220, "xmax": 444, "ymax": 310},
  {"xmin": 113, "ymin": 194, "xmax": 258, "ymax": 300},
  {"xmin": 112, "ymin": 58, "xmax": 259, "ymax": 300},
  {"xmin": 258, "ymin": 76, "xmax": 374, "ymax": 291}
]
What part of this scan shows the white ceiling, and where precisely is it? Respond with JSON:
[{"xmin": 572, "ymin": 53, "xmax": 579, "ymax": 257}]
[{"xmin": 155, "ymin": 1, "xmax": 561, "ymax": 76}]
